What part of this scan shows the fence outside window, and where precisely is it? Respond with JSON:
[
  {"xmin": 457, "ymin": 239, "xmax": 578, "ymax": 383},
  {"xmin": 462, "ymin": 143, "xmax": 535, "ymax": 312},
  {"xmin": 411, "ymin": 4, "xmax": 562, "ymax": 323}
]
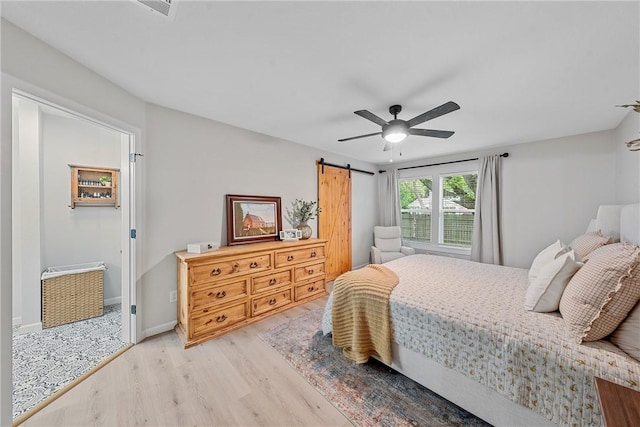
[{"xmin": 401, "ymin": 210, "xmax": 474, "ymax": 247}]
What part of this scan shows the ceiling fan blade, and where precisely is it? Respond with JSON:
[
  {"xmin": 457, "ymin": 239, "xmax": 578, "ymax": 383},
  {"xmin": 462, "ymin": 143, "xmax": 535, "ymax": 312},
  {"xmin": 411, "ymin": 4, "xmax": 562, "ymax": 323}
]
[
  {"xmin": 354, "ymin": 110, "xmax": 389, "ymax": 126},
  {"xmin": 409, "ymin": 129, "xmax": 455, "ymax": 139},
  {"xmin": 407, "ymin": 101, "xmax": 460, "ymax": 128},
  {"xmin": 337, "ymin": 132, "xmax": 382, "ymax": 142}
]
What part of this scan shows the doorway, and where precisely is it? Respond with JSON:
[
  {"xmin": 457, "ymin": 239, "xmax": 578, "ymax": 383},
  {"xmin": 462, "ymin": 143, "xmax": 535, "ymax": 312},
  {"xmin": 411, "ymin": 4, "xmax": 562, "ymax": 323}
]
[{"xmin": 11, "ymin": 90, "xmax": 137, "ymax": 419}]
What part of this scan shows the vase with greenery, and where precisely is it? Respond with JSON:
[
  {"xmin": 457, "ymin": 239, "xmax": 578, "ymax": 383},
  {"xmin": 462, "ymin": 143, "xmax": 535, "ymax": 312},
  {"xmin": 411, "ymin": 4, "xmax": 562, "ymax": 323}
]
[
  {"xmin": 99, "ymin": 175, "xmax": 112, "ymax": 187},
  {"xmin": 285, "ymin": 199, "xmax": 321, "ymax": 240}
]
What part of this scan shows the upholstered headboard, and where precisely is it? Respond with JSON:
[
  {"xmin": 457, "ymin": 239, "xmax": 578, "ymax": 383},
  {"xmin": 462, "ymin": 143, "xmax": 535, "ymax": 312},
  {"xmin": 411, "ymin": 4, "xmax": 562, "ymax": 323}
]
[
  {"xmin": 620, "ymin": 204, "xmax": 639, "ymax": 245},
  {"xmin": 589, "ymin": 204, "xmax": 639, "ymax": 245}
]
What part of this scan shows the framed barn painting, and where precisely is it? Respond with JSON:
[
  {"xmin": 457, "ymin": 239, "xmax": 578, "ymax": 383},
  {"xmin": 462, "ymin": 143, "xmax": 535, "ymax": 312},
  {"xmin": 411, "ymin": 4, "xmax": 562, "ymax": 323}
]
[{"xmin": 226, "ymin": 194, "xmax": 282, "ymax": 245}]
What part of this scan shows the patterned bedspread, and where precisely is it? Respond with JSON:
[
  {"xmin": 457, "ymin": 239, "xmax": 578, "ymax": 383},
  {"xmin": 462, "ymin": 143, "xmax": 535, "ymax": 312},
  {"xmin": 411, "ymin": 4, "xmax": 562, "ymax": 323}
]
[{"xmin": 322, "ymin": 254, "xmax": 640, "ymax": 427}]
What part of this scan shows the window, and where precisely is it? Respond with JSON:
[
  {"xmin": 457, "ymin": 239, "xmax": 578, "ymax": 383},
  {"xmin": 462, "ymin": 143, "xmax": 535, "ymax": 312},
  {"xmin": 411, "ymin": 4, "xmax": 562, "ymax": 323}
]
[
  {"xmin": 399, "ymin": 177, "xmax": 433, "ymax": 243},
  {"xmin": 399, "ymin": 171, "xmax": 477, "ymax": 249},
  {"xmin": 439, "ymin": 173, "xmax": 477, "ymax": 247}
]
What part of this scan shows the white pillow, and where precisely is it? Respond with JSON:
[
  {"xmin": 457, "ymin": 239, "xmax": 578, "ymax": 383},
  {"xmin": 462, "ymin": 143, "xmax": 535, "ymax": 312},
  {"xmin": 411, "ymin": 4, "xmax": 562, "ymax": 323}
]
[
  {"xmin": 525, "ymin": 250, "xmax": 581, "ymax": 312},
  {"xmin": 529, "ymin": 240, "xmax": 569, "ymax": 281}
]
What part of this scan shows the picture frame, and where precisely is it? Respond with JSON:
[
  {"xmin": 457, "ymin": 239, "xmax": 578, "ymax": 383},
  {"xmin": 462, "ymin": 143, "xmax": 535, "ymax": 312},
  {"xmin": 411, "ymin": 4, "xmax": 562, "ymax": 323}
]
[
  {"xmin": 279, "ymin": 229, "xmax": 302, "ymax": 242},
  {"xmin": 226, "ymin": 194, "xmax": 282, "ymax": 245}
]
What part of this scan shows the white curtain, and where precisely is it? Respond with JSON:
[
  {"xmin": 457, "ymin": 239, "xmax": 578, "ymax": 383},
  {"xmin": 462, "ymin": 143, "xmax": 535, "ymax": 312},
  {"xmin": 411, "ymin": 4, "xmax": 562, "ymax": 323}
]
[
  {"xmin": 471, "ymin": 155, "xmax": 502, "ymax": 264},
  {"xmin": 378, "ymin": 168, "xmax": 401, "ymax": 226}
]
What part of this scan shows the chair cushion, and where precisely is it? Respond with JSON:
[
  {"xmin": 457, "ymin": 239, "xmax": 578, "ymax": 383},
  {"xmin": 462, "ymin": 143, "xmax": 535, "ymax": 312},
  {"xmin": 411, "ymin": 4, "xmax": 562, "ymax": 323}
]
[
  {"xmin": 380, "ymin": 251, "xmax": 406, "ymax": 263},
  {"xmin": 375, "ymin": 237, "xmax": 402, "ymax": 252},
  {"xmin": 373, "ymin": 226, "xmax": 402, "ymax": 239}
]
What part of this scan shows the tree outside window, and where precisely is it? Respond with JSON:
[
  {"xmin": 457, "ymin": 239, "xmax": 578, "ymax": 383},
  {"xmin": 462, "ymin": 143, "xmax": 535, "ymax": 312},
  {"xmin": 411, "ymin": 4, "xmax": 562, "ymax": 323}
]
[{"xmin": 399, "ymin": 172, "xmax": 477, "ymax": 248}]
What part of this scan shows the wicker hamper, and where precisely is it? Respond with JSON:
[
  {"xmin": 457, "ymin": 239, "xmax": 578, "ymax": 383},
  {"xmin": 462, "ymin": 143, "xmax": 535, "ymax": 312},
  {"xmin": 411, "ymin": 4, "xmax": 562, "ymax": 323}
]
[{"xmin": 41, "ymin": 262, "xmax": 105, "ymax": 328}]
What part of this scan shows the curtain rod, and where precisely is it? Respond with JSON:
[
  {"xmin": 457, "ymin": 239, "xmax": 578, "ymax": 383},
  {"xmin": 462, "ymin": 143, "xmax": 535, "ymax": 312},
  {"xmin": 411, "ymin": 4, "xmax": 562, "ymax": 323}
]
[
  {"xmin": 317, "ymin": 158, "xmax": 375, "ymax": 176},
  {"xmin": 378, "ymin": 152, "xmax": 509, "ymax": 173}
]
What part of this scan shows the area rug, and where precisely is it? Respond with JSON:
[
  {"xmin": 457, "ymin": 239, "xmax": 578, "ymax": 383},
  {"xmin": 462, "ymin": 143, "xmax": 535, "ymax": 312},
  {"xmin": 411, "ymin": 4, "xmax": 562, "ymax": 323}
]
[
  {"xmin": 258, "ymin": 308, "xmax": 489, "ymax": 427},
  {"xmin": 12, "ymin": 304, "xmax": 128, "ymax": 419}
]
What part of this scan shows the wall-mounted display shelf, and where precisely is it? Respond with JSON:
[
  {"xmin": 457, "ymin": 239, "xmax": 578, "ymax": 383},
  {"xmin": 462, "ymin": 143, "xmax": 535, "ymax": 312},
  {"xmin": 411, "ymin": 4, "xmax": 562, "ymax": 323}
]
[{"xmin": 69, "ymin": 165, "xmax": 119, "ymax": 209}]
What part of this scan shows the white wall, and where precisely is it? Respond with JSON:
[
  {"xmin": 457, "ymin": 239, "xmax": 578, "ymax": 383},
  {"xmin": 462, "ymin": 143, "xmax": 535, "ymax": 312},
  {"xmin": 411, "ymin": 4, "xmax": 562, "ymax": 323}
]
[
  {"xmin": 384, "ymin": 129, "xmax": 623, "ymax": 269},
  {"xmin": 501, "ymin": 130, "xmax": 617, "ymax": 268},
  {"xmin": 41, "ymin": 112, "xmax": 122, "ymax": 302},
  {"xmin": 614, "ymin": 110, "xmax": 640, "ymax": 204},
  {"xmin": 141, "ymin": 103, "xmax": 377, "ymax": 335}
]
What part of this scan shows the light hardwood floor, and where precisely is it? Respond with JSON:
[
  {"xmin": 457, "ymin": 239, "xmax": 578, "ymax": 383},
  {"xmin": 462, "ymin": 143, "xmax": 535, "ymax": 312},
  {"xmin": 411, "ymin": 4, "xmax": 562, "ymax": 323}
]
[{"xmin": 20, "ymin": 296, "xmax": 352, "ymax": 426}]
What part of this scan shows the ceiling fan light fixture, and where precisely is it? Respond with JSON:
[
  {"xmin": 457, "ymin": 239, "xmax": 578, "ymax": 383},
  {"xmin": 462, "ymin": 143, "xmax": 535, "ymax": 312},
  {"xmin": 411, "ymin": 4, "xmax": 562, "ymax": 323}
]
[
  {"xmin": 383, "ymin": 132, "xmax": 407, "ymax": 143},
  {"xmin": 382, "ymin": 120, "xmax": 408, "ymax": 143}
]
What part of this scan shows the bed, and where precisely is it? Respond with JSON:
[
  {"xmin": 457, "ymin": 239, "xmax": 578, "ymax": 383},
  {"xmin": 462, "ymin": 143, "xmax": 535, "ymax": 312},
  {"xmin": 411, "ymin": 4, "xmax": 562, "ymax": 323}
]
[{"xmin": 322, "ymin": 204, "xmax": 640, "ymax": 427}]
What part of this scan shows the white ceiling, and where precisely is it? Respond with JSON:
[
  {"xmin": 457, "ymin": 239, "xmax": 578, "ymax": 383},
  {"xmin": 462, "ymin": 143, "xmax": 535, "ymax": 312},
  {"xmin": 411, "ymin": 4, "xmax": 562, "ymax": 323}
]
[{"xmin": 2, "ymin": 1, "xmax": 638, "ymax": 165}]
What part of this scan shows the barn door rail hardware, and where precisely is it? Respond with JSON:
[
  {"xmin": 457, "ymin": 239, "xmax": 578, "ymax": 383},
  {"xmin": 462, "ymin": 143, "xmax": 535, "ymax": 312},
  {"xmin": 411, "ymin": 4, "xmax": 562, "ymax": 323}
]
[{"xmin": 317, "ymin": 158, "xmax": 375, "ymax": 176}]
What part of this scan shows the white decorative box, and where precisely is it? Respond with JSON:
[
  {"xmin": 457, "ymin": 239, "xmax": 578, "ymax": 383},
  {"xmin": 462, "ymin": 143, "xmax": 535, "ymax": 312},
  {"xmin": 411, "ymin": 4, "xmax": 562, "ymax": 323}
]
[{"xmin": 187, "ymin": 241, "xmax": 220, "ymax": 254}]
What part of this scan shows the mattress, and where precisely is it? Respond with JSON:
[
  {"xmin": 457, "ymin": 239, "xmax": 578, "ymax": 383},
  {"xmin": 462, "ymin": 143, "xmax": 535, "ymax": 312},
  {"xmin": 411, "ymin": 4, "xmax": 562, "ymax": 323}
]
[{"xmin": 322, "ymin": 254, "xmax": 640, "ymax": 427}]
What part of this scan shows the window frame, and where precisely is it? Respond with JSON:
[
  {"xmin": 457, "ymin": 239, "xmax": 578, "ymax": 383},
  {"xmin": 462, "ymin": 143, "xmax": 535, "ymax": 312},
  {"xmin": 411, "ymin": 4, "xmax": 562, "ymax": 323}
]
[{"xmin": 398, "ymin": 163, "xmax": 478, "ymax": 256}]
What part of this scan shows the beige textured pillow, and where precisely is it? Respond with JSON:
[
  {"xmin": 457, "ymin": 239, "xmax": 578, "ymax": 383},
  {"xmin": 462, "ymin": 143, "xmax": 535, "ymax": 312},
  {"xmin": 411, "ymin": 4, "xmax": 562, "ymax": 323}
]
[
  {"xmin": 559, "ymin": 243, "xmax": 640, "ymax": 343},
  {"xmin": 609, "ymin": 302, "xmax": 640, "ymax": 362},
  {"xmin": 528, "ymin": 240, "xmax": 569, "ymax": 281},
  {"xmin": 525, "ymin": 250, "xmax": 581, "ymax": 312},
  {"xmin": 568, "ymin": 230, "xmax": 612, "ymax": 262}
]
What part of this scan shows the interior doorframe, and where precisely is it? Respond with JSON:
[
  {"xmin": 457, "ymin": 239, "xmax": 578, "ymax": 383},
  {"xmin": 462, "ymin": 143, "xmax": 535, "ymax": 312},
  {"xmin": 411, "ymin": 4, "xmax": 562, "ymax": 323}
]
[{"xmin": 11, "ymin": 88, "xmax": 139, "ymax": 344}]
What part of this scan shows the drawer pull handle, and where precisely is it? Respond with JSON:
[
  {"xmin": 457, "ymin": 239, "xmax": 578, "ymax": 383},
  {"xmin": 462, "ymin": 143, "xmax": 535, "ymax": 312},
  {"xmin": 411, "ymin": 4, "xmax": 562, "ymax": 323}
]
[
  {"xmin": 269, "ymin": 278, "xmax": 277, "ymax": 286},
  {"xmin": 203, "ymin": 309, "xmax": 209, "ymax": 313},
  {"xmin": 311, "ymin": 251, "xmax": 317, "ymax": 258},
  {"xmin": 216, "ymin": 291, "xmax": 226, "ymax": 299},
  {"xmin": 216, "ymin": 314, "xmax": 227, "ymax": 323},
  {"xmin": 287, "ymin": 255, "xmax": 294, "ymax": 261},
  {"xmin": 205, "ymin": 319, "xmax": 213, "ymax": 326},
  {"xmin": 250, "ymin": 262, "xmax": 258, "ymax": 268},
  {"xmin": 232, "ymin": 262, "xmax": 239, "ymax": 272},
  {"xmin": 307, "ymin": 268, "xmax": 314, "ymax": 274},
  {"xmin": 308, "ymin": 286, "xmax": 315, "ymax": 292},
  {"xmin": 268, "ymin": 298, "xmax": 277, "ymax": 305},
  {"xmin": 210, "ymin": 268, "xmax": 222, "ymax": 276}
]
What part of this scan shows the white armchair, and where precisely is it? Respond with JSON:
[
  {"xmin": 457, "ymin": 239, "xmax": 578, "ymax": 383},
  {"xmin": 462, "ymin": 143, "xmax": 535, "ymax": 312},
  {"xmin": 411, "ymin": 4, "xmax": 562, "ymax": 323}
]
[{"xmin": 370, "ymin": 226, "xmax": 416, "ymax": 264}]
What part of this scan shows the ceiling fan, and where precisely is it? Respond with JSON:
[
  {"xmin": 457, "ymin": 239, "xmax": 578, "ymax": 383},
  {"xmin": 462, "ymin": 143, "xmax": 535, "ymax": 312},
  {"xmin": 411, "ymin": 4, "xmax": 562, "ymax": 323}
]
[{"xmin": 338, "ymin": 101, "xmax": 460, "ymax": 151}]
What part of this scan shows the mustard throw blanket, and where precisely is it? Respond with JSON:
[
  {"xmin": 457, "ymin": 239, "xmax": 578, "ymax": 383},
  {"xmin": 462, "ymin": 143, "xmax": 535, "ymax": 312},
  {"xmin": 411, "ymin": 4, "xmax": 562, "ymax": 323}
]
[{"xmin": 331, "ymin": 264, "xmax": 399, "ymax": 364}]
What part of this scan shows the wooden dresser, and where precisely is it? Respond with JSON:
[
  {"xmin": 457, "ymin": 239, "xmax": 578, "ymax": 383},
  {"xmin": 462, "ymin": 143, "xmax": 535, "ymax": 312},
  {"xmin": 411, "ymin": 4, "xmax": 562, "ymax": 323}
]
[{"xmin": 175, "ymin": 238, "xmax": 327, "ymax": 348}]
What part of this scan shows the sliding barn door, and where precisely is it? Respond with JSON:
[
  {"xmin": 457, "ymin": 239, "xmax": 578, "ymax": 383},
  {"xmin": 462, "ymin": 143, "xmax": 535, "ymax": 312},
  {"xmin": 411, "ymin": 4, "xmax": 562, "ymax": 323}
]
[{"xmin": 317, "ymin": 163, "xmax": 352, "ymax": 280}]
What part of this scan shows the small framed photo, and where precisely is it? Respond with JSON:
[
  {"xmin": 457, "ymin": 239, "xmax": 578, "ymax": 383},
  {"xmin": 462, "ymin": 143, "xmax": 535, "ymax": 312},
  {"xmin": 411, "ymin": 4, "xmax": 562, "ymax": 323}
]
[{"xmin": 279, "ymin": 229, "xmax": 302, "ymax": 241}]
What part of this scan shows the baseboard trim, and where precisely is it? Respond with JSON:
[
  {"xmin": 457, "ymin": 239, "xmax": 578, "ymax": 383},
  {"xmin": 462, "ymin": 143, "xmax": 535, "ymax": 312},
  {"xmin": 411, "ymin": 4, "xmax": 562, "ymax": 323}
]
[
  {"xmin": 17, "ymin": 322, "xmax": 42, "ymax": 334},
  {"xmin": 104, "ymin": 296, "xmax": 122, "ymax": 306},
  {"xmin": 139, "ymin": 321, "xmax": 177, "ymax": 342},
  {"xmin": 13, "ymin": 316, "xmax": 22, "ymax": 327}
]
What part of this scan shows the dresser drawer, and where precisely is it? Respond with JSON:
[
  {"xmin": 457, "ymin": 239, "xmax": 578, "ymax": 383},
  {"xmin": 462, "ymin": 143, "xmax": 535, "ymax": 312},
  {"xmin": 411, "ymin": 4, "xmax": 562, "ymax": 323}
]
[
  {"xmin": 251, "ymin": 289, "xmax": 292, "ymax": 317},
  {"xmin": 294, "ymin": 261, "xmax": 325, "ymax": 282},
  {"xmin": 294, "ymin": 278, "xmax": 325, "ymax": 302},
  {"xmin": 251, "ymin": 270, "xmax": 292, "ymax": 294},
  {"xmin": 190, "ymin": 279, "xmax": 248, "ymax": 311},
  {"xmin": 191, "ymin": 302, "xmax": 248, "ymax": 338},
  {"xmin": 191, "ymin": 253, "xmax": 271, "ymax": 285},
  {"xmin": 275, "ymin": 245, "xmax": 325, "ymax": 268}
]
